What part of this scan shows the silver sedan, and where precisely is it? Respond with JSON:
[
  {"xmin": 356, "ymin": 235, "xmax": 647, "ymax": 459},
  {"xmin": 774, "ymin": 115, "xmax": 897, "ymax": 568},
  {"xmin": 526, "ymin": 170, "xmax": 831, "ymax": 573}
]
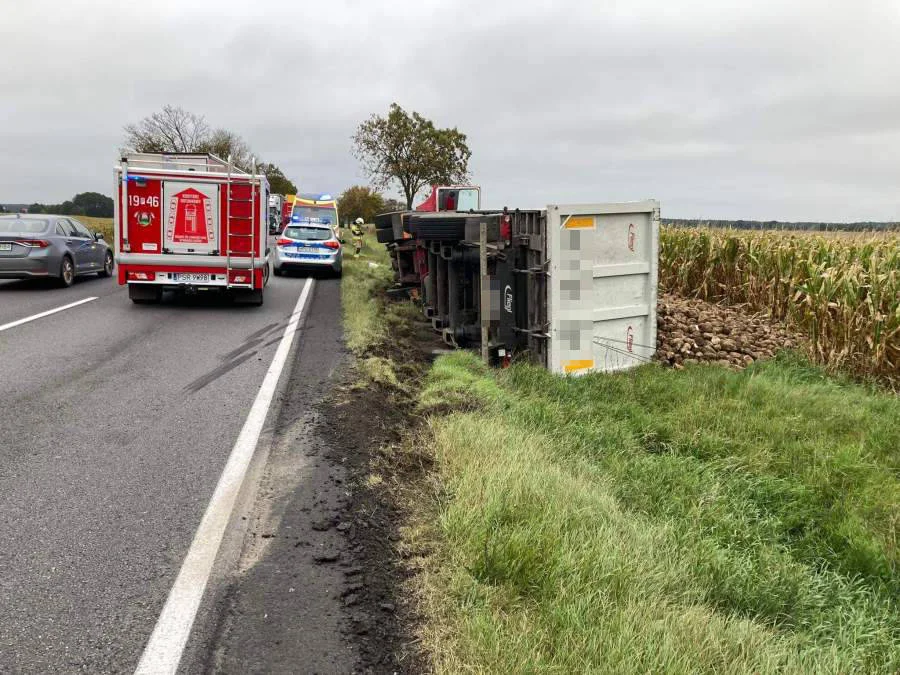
[{"xmin": 0, "ymin": 214, "xmax": 114, "ymax": 287}]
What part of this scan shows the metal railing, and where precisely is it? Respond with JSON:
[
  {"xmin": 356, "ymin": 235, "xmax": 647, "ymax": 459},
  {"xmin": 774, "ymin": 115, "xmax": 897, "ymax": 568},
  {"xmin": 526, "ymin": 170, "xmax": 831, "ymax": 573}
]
[{"xmin": 120, "ymin": 152, "xmax": 250, "ymax": 176}]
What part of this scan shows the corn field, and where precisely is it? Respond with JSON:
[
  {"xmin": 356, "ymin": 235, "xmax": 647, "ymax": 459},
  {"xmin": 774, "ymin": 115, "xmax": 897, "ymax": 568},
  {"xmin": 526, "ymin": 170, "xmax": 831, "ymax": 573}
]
[{"xmin": 659, "ymin": 228, "xmax": 900, "ymax": 383}]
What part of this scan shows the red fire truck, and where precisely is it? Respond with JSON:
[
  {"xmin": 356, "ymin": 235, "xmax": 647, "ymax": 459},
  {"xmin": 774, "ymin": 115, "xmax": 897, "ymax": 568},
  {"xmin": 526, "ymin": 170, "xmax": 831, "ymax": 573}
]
[{"xmin": 114, "ymin": 153, "xmax": 270, "ymax": 305}]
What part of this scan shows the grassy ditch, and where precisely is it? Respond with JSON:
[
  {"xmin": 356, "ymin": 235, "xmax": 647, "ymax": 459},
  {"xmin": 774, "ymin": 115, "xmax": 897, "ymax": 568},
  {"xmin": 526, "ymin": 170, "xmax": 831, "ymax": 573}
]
[
  {"xmin": 341, "ymin": 229, "xmax": 394, "ymax": 356},
  {"xmin": 415, "ymin": 354, "xmax": 899, "ymax": 673},
  {"xmin": 339, "ymin": 228, "xmax": 422, "ymax": 387},
  {"xmin": 340, "ymin": 231, "xmax": 899, "ymax": 673}
]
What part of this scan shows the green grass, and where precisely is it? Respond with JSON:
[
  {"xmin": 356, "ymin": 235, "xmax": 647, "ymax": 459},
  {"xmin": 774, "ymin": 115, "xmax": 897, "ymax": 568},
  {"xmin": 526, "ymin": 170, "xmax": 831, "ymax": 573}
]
[
  {"xmin": 415, "ymin": 353, "xmax": 900, "ymax": 673},
  {"xmin": 341, "ymin": 228, "xmax": 394, "ymax": 357}
]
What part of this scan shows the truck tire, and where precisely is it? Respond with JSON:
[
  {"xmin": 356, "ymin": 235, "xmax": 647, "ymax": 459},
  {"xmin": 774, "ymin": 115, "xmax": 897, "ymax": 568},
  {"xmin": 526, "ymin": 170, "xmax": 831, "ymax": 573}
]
[
  {"xmin": 375, "ymin": 227, "xmax": 395, "ymax": 244},
  {"xmin": 373, "ymin": 212, "xmax": 395, "ymax": 230},
  {"xmin": 129, "ymin": 284, "xmax": 162, "ymax": 304},
  {"xmin": 408, "ymin": 215, "xmax": 467, "ymax": 241}
]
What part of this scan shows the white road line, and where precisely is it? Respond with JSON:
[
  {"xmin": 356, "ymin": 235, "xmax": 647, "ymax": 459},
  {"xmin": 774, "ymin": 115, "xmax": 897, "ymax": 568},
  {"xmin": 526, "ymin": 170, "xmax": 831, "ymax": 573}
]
[
  {"xmin": 135, "ymin": 277, "xmax": 315, "ymax": 675},
  {"xmin": 0, "ymin": 296, "xmax": 98, "ymax": 333}
]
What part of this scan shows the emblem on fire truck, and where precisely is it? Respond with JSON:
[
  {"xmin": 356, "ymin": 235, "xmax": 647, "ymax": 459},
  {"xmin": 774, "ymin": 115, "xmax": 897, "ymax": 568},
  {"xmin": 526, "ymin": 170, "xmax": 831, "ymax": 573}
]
[{"xmin": 165, "ymin": 187, "xmax": 215, "ymax": 245}]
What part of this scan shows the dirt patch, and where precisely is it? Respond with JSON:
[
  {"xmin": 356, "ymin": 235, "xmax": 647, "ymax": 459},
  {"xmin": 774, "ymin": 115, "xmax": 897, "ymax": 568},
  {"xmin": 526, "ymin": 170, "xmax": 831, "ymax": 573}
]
[
  {"xmin": 321, "ymin": 301, "xmax": 443, "ymax": 673},
  {"xmin": 656, "ymin": 293, "xmax": 803, "ymax": 369}
]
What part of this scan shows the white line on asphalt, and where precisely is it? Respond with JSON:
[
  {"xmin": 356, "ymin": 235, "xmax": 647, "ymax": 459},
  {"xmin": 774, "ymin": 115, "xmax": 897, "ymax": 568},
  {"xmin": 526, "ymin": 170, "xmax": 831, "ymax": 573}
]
[
  {"xmin": 0, "ymin": 296, "xmax": 98, "ymax": 333},
  {"xmin": 135, "ymin": 277, "xmax": 315, "ymax": 675}
]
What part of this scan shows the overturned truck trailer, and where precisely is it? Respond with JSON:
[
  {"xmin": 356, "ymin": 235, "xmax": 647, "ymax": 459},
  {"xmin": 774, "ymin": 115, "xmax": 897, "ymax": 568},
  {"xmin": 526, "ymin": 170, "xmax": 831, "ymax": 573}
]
[{"xmin": 376, "ymin": 201, "xmax": 660, "ymax": 374}]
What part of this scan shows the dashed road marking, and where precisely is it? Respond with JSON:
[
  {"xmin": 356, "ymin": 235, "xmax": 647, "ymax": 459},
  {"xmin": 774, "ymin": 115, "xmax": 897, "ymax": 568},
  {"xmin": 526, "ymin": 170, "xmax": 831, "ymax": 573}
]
[{"xmin": 0, "ymin": 296, "xmax": 98, "ymax": 333}]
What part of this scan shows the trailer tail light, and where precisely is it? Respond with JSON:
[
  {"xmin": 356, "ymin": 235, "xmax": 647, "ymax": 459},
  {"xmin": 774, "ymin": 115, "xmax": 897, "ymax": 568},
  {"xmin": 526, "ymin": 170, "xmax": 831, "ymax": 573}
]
[
  {"xmin": 127, "ymin": 271, "xmax": 156, "ymax": 281},
  {"xmin": 322, "ymin": 240, "xmax": 340, "ymax": 250},
  {"xmin": 14, "ymin": 239, "xmax": 50, "ymax": 248}
]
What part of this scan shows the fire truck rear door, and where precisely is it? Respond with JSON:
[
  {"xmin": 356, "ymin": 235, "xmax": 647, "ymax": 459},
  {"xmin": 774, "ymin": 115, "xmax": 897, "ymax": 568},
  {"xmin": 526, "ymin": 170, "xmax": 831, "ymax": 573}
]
[{"xmin": 162, "ymin": 181, "xmax": 220, "ymax": 255}]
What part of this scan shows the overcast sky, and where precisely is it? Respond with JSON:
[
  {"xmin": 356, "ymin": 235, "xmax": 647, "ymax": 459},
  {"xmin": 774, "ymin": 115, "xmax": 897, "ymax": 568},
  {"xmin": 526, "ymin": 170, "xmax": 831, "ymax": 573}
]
[{"xmin": 2, "ymin": 0, "xmax": 899, "ymax": 221}]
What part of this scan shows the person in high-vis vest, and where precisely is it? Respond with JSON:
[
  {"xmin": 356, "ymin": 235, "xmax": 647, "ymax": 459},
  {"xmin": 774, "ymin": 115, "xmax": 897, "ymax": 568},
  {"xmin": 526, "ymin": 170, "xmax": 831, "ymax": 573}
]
[{"xmin": 350, "ymin": 217, "xmax": 365, "ymax": 257}]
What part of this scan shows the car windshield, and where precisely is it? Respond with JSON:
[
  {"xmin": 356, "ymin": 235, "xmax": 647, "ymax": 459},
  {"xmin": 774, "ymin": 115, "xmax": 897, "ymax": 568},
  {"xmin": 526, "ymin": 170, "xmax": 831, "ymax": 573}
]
[
  {"xmin": 291, "ymin": 206, "xmax": 336, "ymax": 225},
  {"xmin": 0, "ymin": 218, "xmax": 49, "ymax": 233},
  {"xmin": 284, "ymin": 226, "xmax": 333, "ymax": 241}
]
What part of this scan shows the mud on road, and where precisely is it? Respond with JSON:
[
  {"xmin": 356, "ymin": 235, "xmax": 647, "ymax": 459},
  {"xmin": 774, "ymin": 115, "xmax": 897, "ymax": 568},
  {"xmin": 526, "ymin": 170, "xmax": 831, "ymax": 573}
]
[{"xmin": 203, "ymin": 281, "xmax": 436, "ymax": 674}]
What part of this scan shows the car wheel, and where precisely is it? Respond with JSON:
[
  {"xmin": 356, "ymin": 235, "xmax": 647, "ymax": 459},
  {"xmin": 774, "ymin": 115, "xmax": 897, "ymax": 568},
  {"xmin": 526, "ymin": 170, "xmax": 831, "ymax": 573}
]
[
  {"xmin": 273, "ymin": 266, "xmax": 283, "ymax": 277},
  {"xmin": 59, "ymin": 256, "xmax": 75, "ymax": 287},
  {"xmin": 98, "ymin": 251, "xmax": 114, "ymax": 278}
]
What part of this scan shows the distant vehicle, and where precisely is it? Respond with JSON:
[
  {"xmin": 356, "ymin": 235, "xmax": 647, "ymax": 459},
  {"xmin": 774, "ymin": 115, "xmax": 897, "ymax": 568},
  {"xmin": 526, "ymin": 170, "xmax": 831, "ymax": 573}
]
[
  {"xmin": 282, "ymin": 194, "xmax": 295, "ymax": 227},
  {"xmin": 0, "ymin": 214, "xmax": 113, "ymax": 286},
  {"xmin": 272, "ymin": 223, "xmax": 343, "ymax": 277},
  {"xmin": 290, "ymin": 193, "xmax": 339, "ymax": 232},
  {"xmin": 268, "ymin": 194, "xmax": 284, "ymax": 233}
]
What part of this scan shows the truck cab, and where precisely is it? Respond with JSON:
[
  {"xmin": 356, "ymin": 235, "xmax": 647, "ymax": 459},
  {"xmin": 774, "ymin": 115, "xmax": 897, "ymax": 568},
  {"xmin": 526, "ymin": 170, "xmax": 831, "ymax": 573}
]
[{"xmin": 416, "ymin": 185, "xmax": 481, "ymax": 212}]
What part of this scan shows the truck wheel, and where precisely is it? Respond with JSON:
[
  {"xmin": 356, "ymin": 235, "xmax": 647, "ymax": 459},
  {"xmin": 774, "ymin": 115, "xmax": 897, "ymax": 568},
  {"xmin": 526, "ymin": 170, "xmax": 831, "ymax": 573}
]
[{"xmin": 129, "ymin": 284, "xmax": 162, "ymax": 304}]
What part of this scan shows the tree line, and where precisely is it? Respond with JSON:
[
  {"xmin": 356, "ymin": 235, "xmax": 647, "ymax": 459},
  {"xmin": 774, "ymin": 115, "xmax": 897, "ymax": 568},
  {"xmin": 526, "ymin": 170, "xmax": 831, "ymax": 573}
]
[{"xmin": 24, "ymin": 192, "xmax": 114, "ymax": 217}]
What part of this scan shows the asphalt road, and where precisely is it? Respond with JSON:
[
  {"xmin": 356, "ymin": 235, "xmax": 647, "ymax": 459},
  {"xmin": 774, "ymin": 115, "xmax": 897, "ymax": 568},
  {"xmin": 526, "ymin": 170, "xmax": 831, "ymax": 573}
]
[{"xmin": 0, "ymin": 272, "xmax": 340, "ymax": 672}]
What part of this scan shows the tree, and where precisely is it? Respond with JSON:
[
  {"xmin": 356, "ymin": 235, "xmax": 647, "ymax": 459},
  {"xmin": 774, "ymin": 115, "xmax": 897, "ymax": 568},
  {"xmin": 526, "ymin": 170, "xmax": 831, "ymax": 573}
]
[
  {"xmin": 338, "ymin": 186, "xmax": 385, "ymax": 224},
  {"xmin": 353, "ymin": 103, "xmax": 472, "ymax": 209},
  {"xmin": 197, "ymin": 128, "xmax": 253, "ymax": 170},
  {"xmin": 123, "ymin": 106, "xmax": 256, "ymax": 170},
  {"xmin": 124, "ymin": 105, "xmax": 209, "ymax": 153},
  {"xmin": 58, "ymin": 201, "xmax": 84, "ymax": 216},
  {"xmin": 258, "ymin": 163, "xmax": 298, "ymax": 195},
  {"xmin": 72, "ymin": 192, "xmax": 114, "ymax": 218},
  {"xmin": 382, "ymin": 197, "xmax": 405, "ymax": 212}
]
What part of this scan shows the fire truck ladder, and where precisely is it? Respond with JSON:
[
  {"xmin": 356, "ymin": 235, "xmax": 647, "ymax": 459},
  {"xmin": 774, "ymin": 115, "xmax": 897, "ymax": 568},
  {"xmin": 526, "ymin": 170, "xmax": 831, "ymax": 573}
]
[{"xmin": 225, "ymin": 157, "xmax": 257, "ymax": 289}]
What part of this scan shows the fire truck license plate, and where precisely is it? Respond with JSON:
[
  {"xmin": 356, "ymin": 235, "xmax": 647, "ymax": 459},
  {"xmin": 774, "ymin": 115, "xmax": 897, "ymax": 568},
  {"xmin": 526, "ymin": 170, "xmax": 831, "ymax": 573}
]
[{"xmin": 173, "ymin": 273, "xmax": 210, "ymax": 283}]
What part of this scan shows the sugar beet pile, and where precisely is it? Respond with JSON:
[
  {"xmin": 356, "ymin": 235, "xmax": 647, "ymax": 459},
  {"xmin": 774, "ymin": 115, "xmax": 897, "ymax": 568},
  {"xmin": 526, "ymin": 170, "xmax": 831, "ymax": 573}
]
[{"xmin": 656, "ymin": 294, "xmax": 801, "ymax": 369}]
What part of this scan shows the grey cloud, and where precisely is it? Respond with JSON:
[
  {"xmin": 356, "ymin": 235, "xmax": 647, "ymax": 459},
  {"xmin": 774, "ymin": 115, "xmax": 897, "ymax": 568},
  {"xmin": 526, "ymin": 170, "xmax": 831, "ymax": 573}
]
[{"xmin": 1, "ymin": 0, "xmax": 898, "ymax": 221}]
